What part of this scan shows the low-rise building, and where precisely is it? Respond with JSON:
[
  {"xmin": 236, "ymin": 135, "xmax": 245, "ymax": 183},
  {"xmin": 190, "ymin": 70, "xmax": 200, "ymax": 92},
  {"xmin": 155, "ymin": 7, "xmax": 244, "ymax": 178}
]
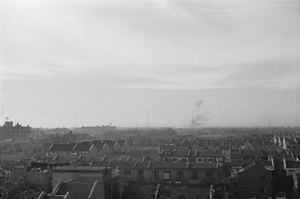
[
  {"xmin": 229, "ymin": 162, "xmax": 272, "ymax": 199},
  {"xmin": 52, "ymin": 166, "xmax": 121, "ymax": 199}
]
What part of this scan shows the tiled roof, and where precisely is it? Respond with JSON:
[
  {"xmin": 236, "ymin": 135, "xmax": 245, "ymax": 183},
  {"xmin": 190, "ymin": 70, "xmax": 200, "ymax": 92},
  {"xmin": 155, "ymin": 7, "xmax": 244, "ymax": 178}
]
[
  {"xmin": 56, "ymin": 181, "xmax": 95, "ymax": 199},
  {"xmin": 170, "ymin": 150, "xmax": 190, "ymax": 157},
  {"xmin": 44, "ymin": 196, "xmax": 65, "ymax": 199},
  {"xmin": 49, "ymin": 143, "xmax": 76, "ymax": 152},
  {"xmin": 91, "ymin": 140, "xmax": 105, "ymax": 150},
  {"xmin": 189, "ymin": 162, "xmax": 218, "ymax": 169},
  {"xmin": 286, "ymin": 160, "xmax": 300, "ymax": 169},
  {"xmin": 53, "ymin": 154, "xmax": 77, "ymax": 163},
  {"xmin": 135, "ymin": 161, "xmax": 152, "ymax": 169},
  {"xmin": 49, "ymin": 144, "xmax": 68, "ymax": 152},
  {"xmin": 153, "ymin": 162, "xmax": 216, "ymax": 169},
  {"xmin": 241, "ymin": 149, "xmax": 266, "ymax": 157},
  {"xmin": 231, "ymin": 159, "xmax": 244, "ymax": 167},
  {"xmin": 242, "ymin": 160, "xmax": 273, "ymax": 168},
  {"xmin": 117, "ymin": 140, "xmax": 126, "ymax": 147},
  {"xmin": 154, "ymin": 162, "xmax": 188, "ymax": 169},
  {"xmin": 159, "ymin": 144, "xmax": 175, "ymax": 150},
  {"xmin": 91, "ymin": 161, "xmax": 110, "ymax": 167},
  {"xmin": 102, "ymin": 140, "xmax": 116, "ymax": 148},
  {"xmin": 121, "ymin": 184, "xmax": 154, "ymax": 199},
  {"xmin": 195, "ymin": 150, "xmax": 223, "ymax": 157},
  {"xmin": 110, "ymin": 161, "xmax": 136, "ymax": 170},
  {"xmin": 164, "ymin": 187, "xmax": 210, "ymax": 199},
  {"xmin": 241, "ymin": 162, "xmax": 270, "ymax": 173},
  {"xmin": 54, "ymin": 166, "xmax": 106, "ymax": 171},
  {"xmin": 273, "ymin": 160, "xmax": 285, "ymax": 170},
  {"xmin": 72, "ymin": 142, "xmax": 92, "ymax": 152}
]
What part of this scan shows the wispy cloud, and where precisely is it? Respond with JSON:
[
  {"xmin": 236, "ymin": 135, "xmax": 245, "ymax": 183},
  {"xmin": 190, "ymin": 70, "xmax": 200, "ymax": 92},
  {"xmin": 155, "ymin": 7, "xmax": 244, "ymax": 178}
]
[
  {"xmin": 216, "ymin": 59, "xmax": 300, "ymax": 90},
  {"xmin": 1, "ymin": 0, "xmax": 299, "ymax": 90}
]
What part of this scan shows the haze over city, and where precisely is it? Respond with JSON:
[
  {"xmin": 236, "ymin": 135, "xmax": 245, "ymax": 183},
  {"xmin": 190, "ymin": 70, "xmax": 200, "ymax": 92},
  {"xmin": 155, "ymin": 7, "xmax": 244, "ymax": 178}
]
[{"xmin": 0, "ymin": 0, "xmax": 299, "ymax": 128}]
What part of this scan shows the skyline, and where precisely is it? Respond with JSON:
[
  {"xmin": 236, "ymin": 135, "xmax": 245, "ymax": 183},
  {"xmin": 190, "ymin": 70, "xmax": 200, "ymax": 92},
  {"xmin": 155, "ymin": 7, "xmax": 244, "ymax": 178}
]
[{"xmin": 0, "ymin": 0, "xmax": 299, "ymax": 128}]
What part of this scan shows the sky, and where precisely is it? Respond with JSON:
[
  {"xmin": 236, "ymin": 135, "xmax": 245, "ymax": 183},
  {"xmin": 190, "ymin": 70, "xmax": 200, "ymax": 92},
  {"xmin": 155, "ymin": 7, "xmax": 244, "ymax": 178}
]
[{"xmin": 0, "ymin": 0, "xmax": 300, "ymax": 128}]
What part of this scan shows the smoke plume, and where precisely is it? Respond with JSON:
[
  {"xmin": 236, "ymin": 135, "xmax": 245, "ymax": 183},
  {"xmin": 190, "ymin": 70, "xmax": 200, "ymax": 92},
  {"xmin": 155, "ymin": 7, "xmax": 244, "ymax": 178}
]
[{"xmin": 191, "ymin": 100, "xmax": 209, "ymax": 128}]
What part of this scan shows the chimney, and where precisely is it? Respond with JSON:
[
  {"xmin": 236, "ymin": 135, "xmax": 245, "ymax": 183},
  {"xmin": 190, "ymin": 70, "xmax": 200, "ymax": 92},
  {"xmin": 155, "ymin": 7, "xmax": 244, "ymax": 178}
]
[
  {"xmin": 209, "ymin": 185, "xmax": 214, "ymax": 199},
  {"xmin": 270, "ymin": 155, "xmax": 274, "ymax": 168},
  {"xmin": 283, "ymin": 156, "xmax": 287, "ymax": 170}
]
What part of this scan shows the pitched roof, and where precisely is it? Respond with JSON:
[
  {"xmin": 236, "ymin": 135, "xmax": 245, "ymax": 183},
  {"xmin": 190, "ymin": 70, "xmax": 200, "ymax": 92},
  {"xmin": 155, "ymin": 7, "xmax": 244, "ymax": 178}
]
[
  {"xmin": 286, "ymin": 160, "xmax": 300, "ymax": 169},
  {"xmin": 189, "ymin": 162, "xmax": 218, "ymax": 169},
  {"xmin": 273, "ymin": 160, "xmax": 285, "ymax": 170},
  {"xmin": 242, "ymin": 160, "xmax": 273, "ymax": 168},
  {"xmin": 154, "ymin": 162, "xmax": 189, "ymax": 169},
  {"xmin": 49, "ymin": 143, "xmax": 76, "ymax": 152},
  {"xmin": 72, "ymin": 142, "xmax": 92, "ymax": 152},
  {"xmin": 121, "ymin": 184, "xmax": 155, "ymax": 199},
  {"xmin": 195, "ymin": 150, "xmax": 223, "ymax": 157},
  {"xmin": 54, "ymin": 166, "xmax": 106, "ymax": 172},
  {"xmin": 91, "ymin": 140, "xmax": 105, "ymax": 150},
  {"xmin": 135, "ymin": 161, "xmax": 152, "ymax": 169},
  {"xmin": 44, "ymin": 196, "xmax": 65, "ymax": 199},
  {"xmin": 91, "ymin": 161, "xmax": 110, "ymax": 167},
  {"xmin": 231, "ymin": 159, "xmax": 244, "ymax": 168},
  {"xmin": 240, "ymin": 162, "xmax": 271, "ymax": 174},
  {"xmin": 170, "ymin": 150, "xmax": 190, "ymax": 157},
  {"xmin": 109, "ymin": 161, "xmax": 136, "ymax": 170},
  {"xmin": 241, "ymin": 149, "xmax": 267, "ymax": 157},
  {"xmin": 116, "ymin": 140, "xmax": 126, "ymax": 147},
  {"xmin": 56, "ymin": 181, "xmax": 96, "ymax": 199},
  {"xmin": 164, "ymin": 187, "xmax": 211, "ymax": 199},
  {"xmin": 102, "ymin": 140, "xmax": 116, "ymax": 149}
]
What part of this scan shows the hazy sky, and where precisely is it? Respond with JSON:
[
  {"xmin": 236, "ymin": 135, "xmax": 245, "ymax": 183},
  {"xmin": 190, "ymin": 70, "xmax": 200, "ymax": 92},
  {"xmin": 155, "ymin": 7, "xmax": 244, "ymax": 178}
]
[{"xmin": 0, "ymin": 0, "xmax": 300, "ymax": 128}]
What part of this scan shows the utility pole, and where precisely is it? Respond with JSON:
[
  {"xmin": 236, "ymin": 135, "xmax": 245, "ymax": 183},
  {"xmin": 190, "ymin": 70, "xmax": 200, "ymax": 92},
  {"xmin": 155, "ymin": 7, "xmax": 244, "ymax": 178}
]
[{"xmin": 147, "ymin": 110, "xmax": 149, "ymax": 131}]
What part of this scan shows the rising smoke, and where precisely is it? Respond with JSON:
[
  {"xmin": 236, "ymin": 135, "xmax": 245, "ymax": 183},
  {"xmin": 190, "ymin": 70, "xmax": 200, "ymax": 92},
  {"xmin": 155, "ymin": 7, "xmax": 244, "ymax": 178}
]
[{"xmin": 191, "ymin": 100, "xmax": 209, "ymax": 128}]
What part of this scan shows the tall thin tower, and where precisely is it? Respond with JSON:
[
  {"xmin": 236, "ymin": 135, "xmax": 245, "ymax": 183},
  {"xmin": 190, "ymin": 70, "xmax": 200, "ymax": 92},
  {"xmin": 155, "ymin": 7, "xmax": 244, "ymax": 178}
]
[{"xmin": 147, "ymin": 109, "xmax": 149, "ymax": 131}]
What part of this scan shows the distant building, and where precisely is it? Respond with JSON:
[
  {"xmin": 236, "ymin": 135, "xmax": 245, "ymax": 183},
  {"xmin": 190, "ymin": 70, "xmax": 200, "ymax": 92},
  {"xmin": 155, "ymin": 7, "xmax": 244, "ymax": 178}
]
[
  {"xmin": 95, "ymin": 161, "xmax": 222, "ymax": 184},
  {"xmin": 0, "ymin": 121, "xmax": 31, "ymax": 141},
  {"xmin": 73, "ymin": 125, "xmax": 117, "ymax": 135},
  {"xmin": 51, "ymin": 131, "xmax": 94, "ymax": 144}
]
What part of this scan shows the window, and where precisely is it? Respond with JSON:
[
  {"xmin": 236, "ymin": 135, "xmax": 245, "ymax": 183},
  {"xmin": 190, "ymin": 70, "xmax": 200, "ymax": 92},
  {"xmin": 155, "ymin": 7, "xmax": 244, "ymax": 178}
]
[
  {"xmin": 177, "ymin": 171, "xmax": 184, "ymax": 179},
  {"xmin": 138, "ymin": 170, "xmax": 144, "ymax": 177},
  {"xmin": 206, "ymin": 171, "xmax": 213, "ymax": 178},
  {"xmin": 261, "ymin": 187, "xmax": 267, "ymax": 193},
  {"xmin": 154, "ymin": 171, "xmax": 158, "ymax": 179},
  {"xmin": 192, "ymin": 171, "xmax": 198, "ymax": 179},
  {"xmin": 172, "ymin": 158, "xmax": 178, "ymax": 162},
  {"xmin": 260, "ymin": 175, "xmax": 265, "ymax": 182},
  {"xmin": 124, "ymin": 170, "xmax": 131, "ymax": 178},
  {"xmin": 181, "ymin": 158, "xmax": 187, "ymax": 162},
  {"xmin": 163, "ymin": 171, "xmax": 170, "ymax": 180},
  {"xmin": 108, "ymin": 184, "xmax": 111, "ymax": 193}
]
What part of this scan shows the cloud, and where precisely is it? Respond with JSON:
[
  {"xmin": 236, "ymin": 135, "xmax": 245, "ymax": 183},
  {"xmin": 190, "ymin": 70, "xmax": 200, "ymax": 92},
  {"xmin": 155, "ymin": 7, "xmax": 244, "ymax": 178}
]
[
  {"xmin": 1, "ymin": 0, "xmax": 299, "ymax": 90},
  {"xmin": 217, "ymin": 59, "xmax": 300, "ymax": 90}
]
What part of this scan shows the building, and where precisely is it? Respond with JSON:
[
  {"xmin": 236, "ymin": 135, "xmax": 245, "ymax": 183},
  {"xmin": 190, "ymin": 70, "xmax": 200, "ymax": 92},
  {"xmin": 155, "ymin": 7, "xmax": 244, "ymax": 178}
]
[
  {"xmin": 38, "ymin": 179, "xmax": 104, "ymax": 199},
  {"xmin": 52, "ymin": 166, "xmax": 121, "ymax": 199},
  {"xmin": 229, "ymin": 162, "xmax": 272, "ymax": 199},
  {"xmin": 0, "ymin": 121, "xmax": 31, "ymax": 141}
]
